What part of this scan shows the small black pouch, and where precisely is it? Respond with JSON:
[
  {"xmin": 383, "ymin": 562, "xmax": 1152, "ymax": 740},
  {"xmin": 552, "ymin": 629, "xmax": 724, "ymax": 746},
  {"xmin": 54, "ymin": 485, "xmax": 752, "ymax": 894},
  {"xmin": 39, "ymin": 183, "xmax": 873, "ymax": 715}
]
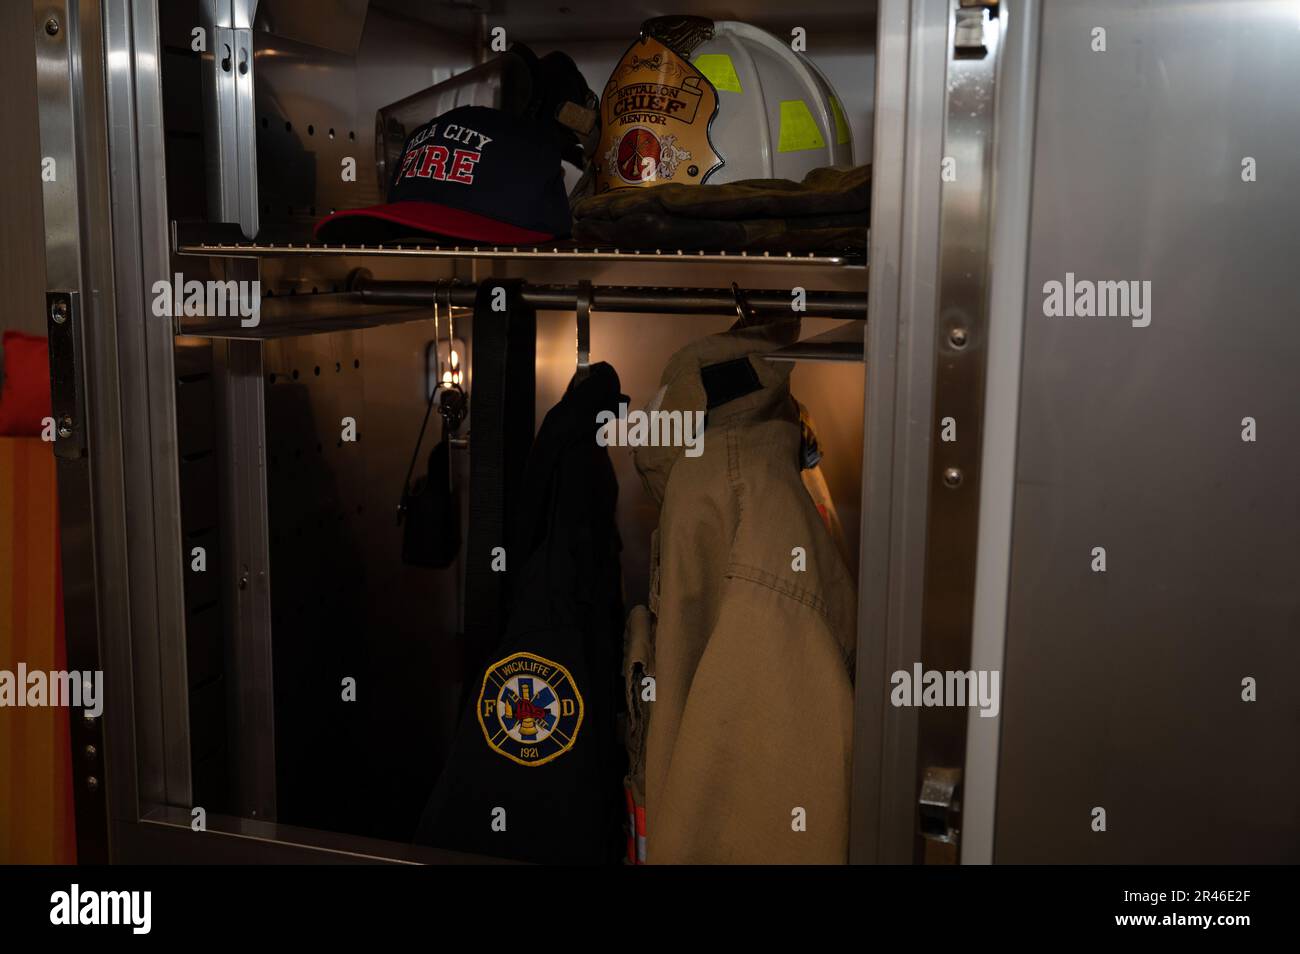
[{"xmin": 398, "ymin": 389, "xmax": 461, "ymax": 569}]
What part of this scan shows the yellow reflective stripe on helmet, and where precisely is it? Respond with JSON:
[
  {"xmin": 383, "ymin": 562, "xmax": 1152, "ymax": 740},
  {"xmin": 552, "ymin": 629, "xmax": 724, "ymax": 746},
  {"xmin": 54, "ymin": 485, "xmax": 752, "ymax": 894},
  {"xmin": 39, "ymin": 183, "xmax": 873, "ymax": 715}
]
[
  {"xmin": 692, "ymin": 53, "xmax": 743, "ymax": 93},
  {"xmin": 830, "ymin": 96, "xmax": 852, "ymax": 145},
  {"xmin": 778, "ymin": 100, "xmax": 826, "ymax": 152}
]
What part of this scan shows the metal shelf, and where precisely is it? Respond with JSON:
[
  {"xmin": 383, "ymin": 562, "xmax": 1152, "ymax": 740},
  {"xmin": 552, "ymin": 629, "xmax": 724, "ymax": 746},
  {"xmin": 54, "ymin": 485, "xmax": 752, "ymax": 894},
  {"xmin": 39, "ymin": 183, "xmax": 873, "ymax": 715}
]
[
  {"xmin": 765, "ymin": 320, "xmax": 867, "ymax": 363},
  {"xmin": 169, "ymin": 223, "xmax": 868, "ymax": 361},
  {"xmin": 170, "ymin": 221, "xmax": 866, "ymax": 268}
]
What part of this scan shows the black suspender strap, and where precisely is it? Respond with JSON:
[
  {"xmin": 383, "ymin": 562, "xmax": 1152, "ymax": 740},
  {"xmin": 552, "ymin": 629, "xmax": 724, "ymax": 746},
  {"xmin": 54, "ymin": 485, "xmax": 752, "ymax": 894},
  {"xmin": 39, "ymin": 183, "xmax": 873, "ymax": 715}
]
[{"xmin": 462, "ymin": 280, "xmax": 536, "ymax": 679}]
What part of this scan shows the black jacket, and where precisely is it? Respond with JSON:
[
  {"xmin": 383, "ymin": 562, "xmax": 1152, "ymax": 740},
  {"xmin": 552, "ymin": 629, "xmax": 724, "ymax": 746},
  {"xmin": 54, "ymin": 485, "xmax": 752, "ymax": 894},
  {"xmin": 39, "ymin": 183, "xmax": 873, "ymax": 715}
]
[{"xmin": 416, "ymin": 362, "xmax": 626, "ymax": 864}]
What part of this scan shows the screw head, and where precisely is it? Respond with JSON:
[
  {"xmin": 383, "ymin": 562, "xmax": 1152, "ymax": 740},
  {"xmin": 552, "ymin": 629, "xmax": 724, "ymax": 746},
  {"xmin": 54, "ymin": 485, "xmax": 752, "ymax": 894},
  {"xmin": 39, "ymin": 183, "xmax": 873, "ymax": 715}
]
[
  {"xmin": 57, "ymin": 417, "xmax": 73, "ymax": 439},
  {"xmin": 84, "ymin": 744, "xmax": 97, "ymax": 761},
  {"xmin": 52, "ymin": 300, "xmax": 68, "ymax": 324},
  {"xmin": 943, "ymin": 466, "xmax": 963, "ymax": 488},
  {"xmin": 45, "ymin": 17, "xmax": 60, "ymax": 36},
  {"xmin": 86, "ymin": 776, "xmax": 99, "ymax": 792},
  {"xmin": 948, "ymin": 327, "xmax": 968, "ymax": 349}
]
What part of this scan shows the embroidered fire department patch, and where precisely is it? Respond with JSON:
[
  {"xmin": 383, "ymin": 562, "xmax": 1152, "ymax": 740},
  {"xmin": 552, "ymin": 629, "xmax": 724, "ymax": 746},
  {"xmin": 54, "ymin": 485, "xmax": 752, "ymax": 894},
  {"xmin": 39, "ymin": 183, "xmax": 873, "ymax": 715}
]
[{"xmin": 477, "ymin": 652, "xmax": 583, "ymax": 767}]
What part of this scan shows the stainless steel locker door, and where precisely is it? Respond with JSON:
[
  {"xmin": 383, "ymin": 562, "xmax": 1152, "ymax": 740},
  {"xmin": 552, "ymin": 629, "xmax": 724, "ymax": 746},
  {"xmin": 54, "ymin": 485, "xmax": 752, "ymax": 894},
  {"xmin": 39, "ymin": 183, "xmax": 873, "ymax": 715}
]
[{"xmin": 981, "ymin": 0, "xmax": 1300, "ymax": 863}]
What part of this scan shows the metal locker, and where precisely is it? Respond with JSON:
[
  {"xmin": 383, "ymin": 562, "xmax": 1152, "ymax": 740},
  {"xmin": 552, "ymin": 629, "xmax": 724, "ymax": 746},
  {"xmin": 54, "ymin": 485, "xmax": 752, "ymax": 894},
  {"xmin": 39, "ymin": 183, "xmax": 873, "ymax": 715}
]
[{"xmin": 15, "ymin": 0, "xmax": 1298, "ymax": 867}]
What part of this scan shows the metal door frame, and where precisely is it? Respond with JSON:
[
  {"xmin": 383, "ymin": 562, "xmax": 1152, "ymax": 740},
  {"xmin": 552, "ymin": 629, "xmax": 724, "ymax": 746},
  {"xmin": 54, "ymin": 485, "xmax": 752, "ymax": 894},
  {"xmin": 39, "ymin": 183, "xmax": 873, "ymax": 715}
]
[
  {"xmin": 850, "ymin": 0, "xmax": 947, "ymax": 864},
  {"xmin": 960, "ymin": 0, "xmax": 1040, "ymax": 865},
  {"xmin": 851, "ymin": 0, "xmax": 1020, "ymax": 864},
  {"xmin": 35, "ymin": 0, "xmax": 142, "ymax": 862}
]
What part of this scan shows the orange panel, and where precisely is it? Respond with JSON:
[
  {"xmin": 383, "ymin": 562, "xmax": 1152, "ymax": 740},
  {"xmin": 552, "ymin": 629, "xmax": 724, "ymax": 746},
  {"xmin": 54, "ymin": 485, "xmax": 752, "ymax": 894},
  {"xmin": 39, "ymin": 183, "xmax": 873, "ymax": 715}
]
[{"xmin": 0, "ymin": 436, "xmax": 75, "ymax": 863}]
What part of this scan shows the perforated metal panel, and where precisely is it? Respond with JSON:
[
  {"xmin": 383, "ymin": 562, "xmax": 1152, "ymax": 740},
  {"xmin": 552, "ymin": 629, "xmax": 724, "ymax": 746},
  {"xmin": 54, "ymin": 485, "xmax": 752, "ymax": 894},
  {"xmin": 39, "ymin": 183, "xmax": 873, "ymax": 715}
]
[{"xmin": 250, "ymin": 11, "xmax": 475, "ymax": 836}]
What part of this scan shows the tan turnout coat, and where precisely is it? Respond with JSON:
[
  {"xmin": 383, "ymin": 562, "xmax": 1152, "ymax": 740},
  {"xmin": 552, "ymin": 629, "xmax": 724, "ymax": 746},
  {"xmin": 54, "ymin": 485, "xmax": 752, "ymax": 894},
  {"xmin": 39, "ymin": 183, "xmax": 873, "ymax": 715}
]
[{"xmin": 623, "ymin": 320, "xmax": 857, "ymax": 864}]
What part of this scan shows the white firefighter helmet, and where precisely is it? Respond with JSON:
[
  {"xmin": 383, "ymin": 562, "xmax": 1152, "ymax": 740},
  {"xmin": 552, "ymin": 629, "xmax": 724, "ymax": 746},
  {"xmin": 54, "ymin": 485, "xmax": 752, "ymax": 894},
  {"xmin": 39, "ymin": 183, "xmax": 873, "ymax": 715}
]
[
  {"xmin": 691, "ymin": 21, "xmax": 854, "ymax": 183},
  {"xmin": 594, "ymin": 18, "xmax": 853, "ymax": 194}
]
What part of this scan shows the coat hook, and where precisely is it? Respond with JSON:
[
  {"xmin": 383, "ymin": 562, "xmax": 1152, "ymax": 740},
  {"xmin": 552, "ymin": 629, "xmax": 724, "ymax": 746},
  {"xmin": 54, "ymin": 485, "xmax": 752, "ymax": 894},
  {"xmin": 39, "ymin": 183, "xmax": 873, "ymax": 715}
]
[{"xmin": 731, "ymin": 282, "xmax": 757, "ymax": 327}]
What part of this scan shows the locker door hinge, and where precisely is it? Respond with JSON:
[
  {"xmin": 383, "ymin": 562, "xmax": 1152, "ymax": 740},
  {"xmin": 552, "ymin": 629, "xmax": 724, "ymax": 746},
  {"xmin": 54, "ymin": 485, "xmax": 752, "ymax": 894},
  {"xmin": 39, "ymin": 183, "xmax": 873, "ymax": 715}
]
[{"xmin": 46, "ymin": 291, "xmax": 84, "ymax": 460}]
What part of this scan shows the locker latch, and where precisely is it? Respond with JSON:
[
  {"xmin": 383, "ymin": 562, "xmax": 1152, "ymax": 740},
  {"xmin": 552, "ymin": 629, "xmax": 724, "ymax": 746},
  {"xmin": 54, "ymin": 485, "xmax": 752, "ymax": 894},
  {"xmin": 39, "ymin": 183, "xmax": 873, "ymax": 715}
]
[
  {"xmin": 955, "ymin": 2, "xmax": 997, "ymax": 58},
  {"xmin": 919, "ymin": 766, "xmax": 962, "ymax": 862},
  {"xmin": 46, "ymin": 291, "xmax": 84, "ymax": 460}
]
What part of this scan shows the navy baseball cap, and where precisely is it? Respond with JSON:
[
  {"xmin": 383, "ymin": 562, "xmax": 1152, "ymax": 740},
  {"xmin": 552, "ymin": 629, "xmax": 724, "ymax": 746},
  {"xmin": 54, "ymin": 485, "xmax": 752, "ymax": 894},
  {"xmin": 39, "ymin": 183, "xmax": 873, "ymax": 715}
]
[{"xmin": 315, "ymin": 105, "xmax": 571, "ymax": 244}]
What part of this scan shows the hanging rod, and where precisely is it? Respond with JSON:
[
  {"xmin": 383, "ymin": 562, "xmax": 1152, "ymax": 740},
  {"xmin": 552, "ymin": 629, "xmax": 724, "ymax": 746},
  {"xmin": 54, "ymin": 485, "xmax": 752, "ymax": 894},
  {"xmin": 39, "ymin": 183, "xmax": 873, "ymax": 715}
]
[
  {"xmin": 175, "ymin": 278, "xmax": 867, "ymax": 348},
  {"xmin": 351, "ymin": 278, "xmax": 867, "ymax": 318}
]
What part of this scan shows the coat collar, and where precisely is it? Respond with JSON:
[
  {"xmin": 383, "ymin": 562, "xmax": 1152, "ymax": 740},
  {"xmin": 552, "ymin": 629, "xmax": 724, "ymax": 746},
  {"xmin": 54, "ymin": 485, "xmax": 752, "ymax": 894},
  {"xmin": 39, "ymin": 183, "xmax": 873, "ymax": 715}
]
[{"xmin": 634, "ymin": 318, "xmax": 801, "ymax": 505}]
